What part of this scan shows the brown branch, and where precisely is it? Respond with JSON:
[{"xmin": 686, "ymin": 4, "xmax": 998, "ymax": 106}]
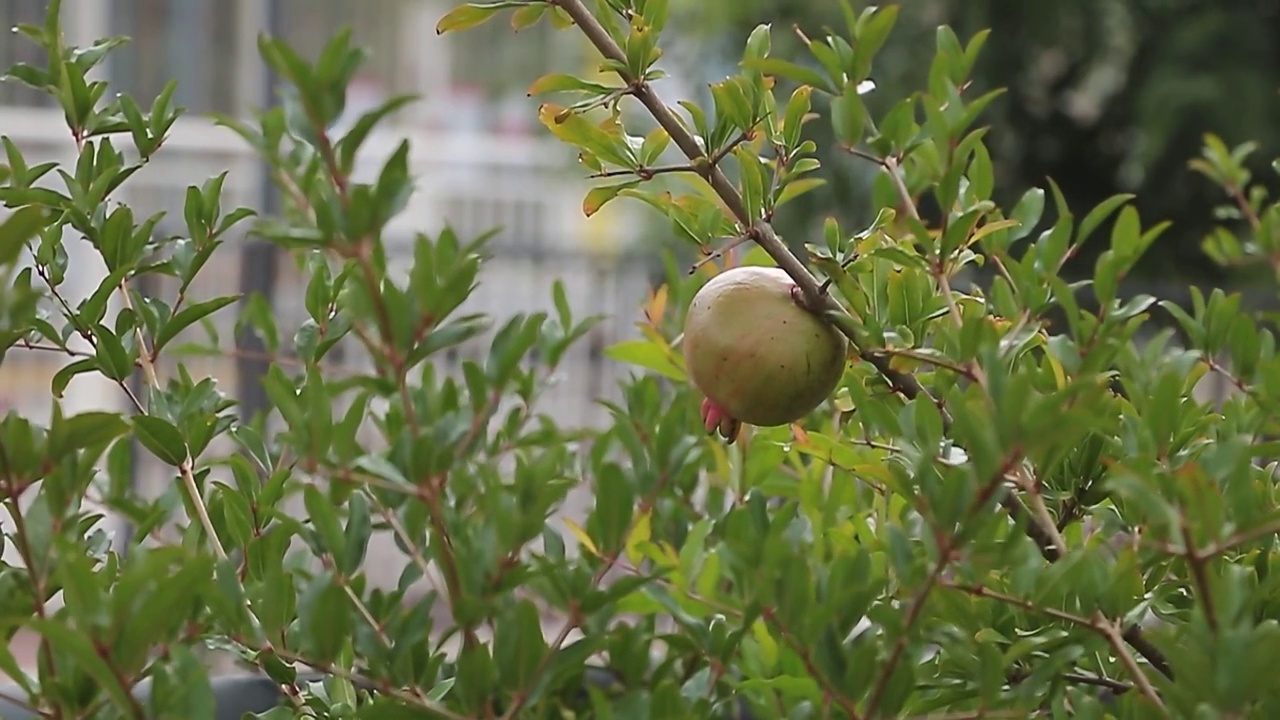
[
  {"xmin": 940, "ymin": 581, "xmax": 1166, "ymax": 709},
  {"xmin": 1179, "ymin": 516, "xmax": 1218, "ymax": 632},
  {"xmin": 548, "ymin": 0, "xmax": 945, "ymax": 422},
  {"xmin": 882, "ymin": 155, "xmax": 925, "ymax": 225},
  {"xmin": 870, "ymin": 347, "xmax": 978, "ymax": 380},
  {"xmin": 1096, "ymin": 614, "xmax": 1166, "ymax": 712},
  {"xmin": 119, "ymin": 280, "xmax": 229, "ymax": 562},
  {"xmin": 868, "ymin": 449, "xmax": 1023, "ymax": 716},
  {"xmin": 552, "ymin": 0, "xmax": 1176, "ymax": 701},
  {"xmin": 6, "ymin": 495, "xmax": 60, "ymax": 720},
  {"xmin": 305, "ymin": 97, "xmax": 483, "ymax": 652},
  {"xmin": 590, "ymin": 163, "xmax": 699, "ymax": 180},
  {"xmin": 1145, "ymin": 514, "xmax": 1280, "ymax": 561},
  {"xmin": 1000, "ymin": 496, "xmax": 1061, "ymax": 562},
  {"xmin": 1121, "ymin": 626, "xmax": 1173, "ymax": 680},
  {"xmin": 764, "ymin": 608, "xmax": 865, "ymax": 720},
  {"xmin": 498, "ymin": 552, "xmax": 622, "ymax": 720},
  {"xmin": 1063, "ymin": 672, "xmax": 1132, "ymax": 693},
  {"xmin": 232, "ymin": 639, "xmax": 470, "ymax": 720},
  {"xmin": 864, "ymin": 560, "xmax": 946, "ymax": 717},
  {"xmin": 851, "ymin": 144, "xmax": 1175, "ymax": 681},
  {"xmin": 1226, "ymin": 181, "xmax": 1262, "ymax": 232},
  {"xmin": 331, "ymin": 560, "xmax": 435, "ymax": 705},
  {"xmin": 708, "ymin": 129, "xmax": 754, "ymax": 167},
  {"xmin": 901, "ymin": 707, "xmax": 1039, "ymax": 712}
]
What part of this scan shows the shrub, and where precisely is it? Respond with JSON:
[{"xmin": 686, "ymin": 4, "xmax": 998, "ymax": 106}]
[{"xmin": 2, "ymin": 0, "xmax": 1280, "ymax": 718}]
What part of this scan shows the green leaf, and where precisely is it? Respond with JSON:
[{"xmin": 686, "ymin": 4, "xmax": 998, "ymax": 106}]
[
  {"xmin": 851, "ymin": 5, "xmax": 899, "ymax": 80},
  {"xmin": 831, "ymin": 83, "xmax": 868, "ymax": 147},
  {"xmin": 28, "ymin": 619, "xmax": 139, "ymax": 717},
  {"xmin": 298, "ymin": 572, "xmax": 351, "ymax": 665},
  {"xmin": 341, "ymin": 492, "xmax": 373, "ymax": 576},
  {"xmin": 538, "ymin": 103, "xmax": 637, "ymax": 169},
  {"xmin": 1076, "ymin": 193, "xmax": 1134, "ymax": 246},
  {"xmin": 527, "ymin": 73, "xmax": 618, "ymax": 97},
  {"xmin": 303, "ymin": 484, "xmax": 347, "ymax": 567},
  {"xmin": 742, "ymin": 23, "xmax": 772, "ymax": 63},
  {"xmin": 0, "ymin": 206, "xmax": 46, "ymax": 266},
  {"xmin": 583, "ymin": 180, "xmax": 640, "ymax": 217},
  {"xmin": 152, "ymin": 295, "xmax": 239, "ymax": 355},
  {"xmin": 493, "ymin": 598, "xmax": 548, "ymax": 689},
  {"xmin": 262, "ymin": 364, "xmax": 306, "ymax": 433},
  {"xmin": 92, "ymin": 323, "xmax": 133, "ymax": 382},
  {"xmin": 435, "ymin": 2, "xmax": 528, "ymax": 34},
  {"xmin": 587, "ymin": 463, "xmax": 635, "ymax": 556},
  {"xmin": 604, "ymin": 339, "xmax": 686, "ymax": 381},
  {"xmin": 300, "ymin": 363, "xmax": 333, "ymax": 457},
  {"xmin": 133, "ymin": 415, "xmax": 190, "ymax": 466},
  {"xmin": 776, "ymin": 177, "xmax": 826, "ymax": 208},
  {"xmin": 510, "ymin": 3, "xmax": 547, "ymax": 30},
  {"xmin": 353, "ymin": 454, "xmax": 410, "ymax": 486},
  {"xmin": 1009, "ymin": 187, "xmax": 1046, "ymax": 242},
  {"xmin": 48, "ymin": 411, "xmax": 128, "ymax": 457},
  {"xmin": 51, "ymin": 358, "xmax": 98, "ymax": 398},
  {"xmin": 781, "ymin": 84, "xmax": 812, "ymax": 149},
  {"xmin": 741, "ymin": 57, "xmax": 834, "ymax": 94}
]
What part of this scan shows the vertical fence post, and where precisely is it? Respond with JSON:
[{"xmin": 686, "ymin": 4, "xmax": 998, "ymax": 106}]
[{"xmin": 235, "ymin": 0, "xmax": 281, "ymax": 429}]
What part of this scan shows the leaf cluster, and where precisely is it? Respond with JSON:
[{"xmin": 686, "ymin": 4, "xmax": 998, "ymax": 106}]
[{"xmin": 2, "ymin": 0, "xmax": 1280, "ymax": 719}]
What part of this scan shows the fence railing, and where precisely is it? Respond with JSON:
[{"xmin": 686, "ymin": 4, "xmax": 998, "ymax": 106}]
[{"xmin": 0, "ymin": 109, "xmax": 658, "ymax": 661}]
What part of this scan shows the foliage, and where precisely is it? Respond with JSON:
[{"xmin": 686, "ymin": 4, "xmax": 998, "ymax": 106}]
[
  {"xmin": 2, "ymin": 0, "xmax": 1280, "ymax": 719},
  {"xmin": 662, "ymin": 0, "xmax": 1280, "ymax": 288}
]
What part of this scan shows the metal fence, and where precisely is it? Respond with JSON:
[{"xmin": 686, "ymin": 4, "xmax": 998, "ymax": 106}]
[{"xmin": 0, "ymin": 108, "xmax": 656, "ymax": 622}]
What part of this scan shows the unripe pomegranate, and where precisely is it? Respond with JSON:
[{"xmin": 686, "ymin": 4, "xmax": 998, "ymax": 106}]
[{"xmin": 682, "ymin": 265, "xmax": 848, "ymax": 442}]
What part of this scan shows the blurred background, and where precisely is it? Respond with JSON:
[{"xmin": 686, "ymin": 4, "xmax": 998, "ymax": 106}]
[
  {"xmin": 1, "ymin": 0, "xmax": 1277, "ymax": 673},
  {"xmin": 669, "ymin": 0, "xmax": 1280, "ymax": 284},
  {"xmin": 0, "ymin": 0, "xmax": 659, "ymax": 430}
]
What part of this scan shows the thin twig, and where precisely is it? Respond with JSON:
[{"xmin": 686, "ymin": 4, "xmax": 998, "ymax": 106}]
[
  {"xmin": 302, "ymin": 83, "xmax": 483, "ymax": 652},
  {"xmin": 1179, "ymin": 516, "xmax": 1218, "ymax": 632},
  {"xmin": 870, "ymin": 347, "xmax": 978, "ymax": 379},
  {"xmin": 1096, "ymin": 613, "xmax": 1166, "ymax": 711},
  {"xmin": 941, "ymin": 580, "xmax": 1166, "ymax": 709},
  {"xmin": 864, "ymin": 561, "xmax": 946, "ymax": 716},
  {"xmin": 334, "ymin": 572, "xmax": 434, "ymax": 704},
  {"xmin": 233, "ymin": 638, "xmax": 471, "ymax": 720},
  {"xmin": 879, "ymin": 149, "xmax": 1070, "ymax": 587},
  {"xmin": 590, "ymin": 163, "xmax": 698, "ymax": 180},
  {"xmin": 1145, "ymin": 514, "xmax": 1280, "ymax": 560},
  {"xmin": 498, "ymin": 553, "xmax": 622, "ymax": 720},
  {"xmin": 941, "ymin": 580, "xmax": 1101, "ymax": 630},
  {"xmin": 882, "ymin": 155, "xmax": 924, "ymax": 225},
  {"xmin": 6, "ymin": 496, "xmax": 60, "ymax": 719},
  {"xmin": 549, "ymin": 0, "xmax": 946, "ymax": 422},
  {"xmin": 764, "ymin": 608, "xmax": 865, "ymax": 720},
  {"xmin": 689, "ymin": 234, "xmax": 752, "ymax": 272},
  {"xmin": 896, "ymin": 707, "xmax": 1044, "ymax": 712},
  {"xmin": 1226, "ymin": 181, "xmax": 1262, "ymax": 232},
  {"xmin": 364, "ymin": 490, "xmax": 445, "ymax": 597},
  {"xmin": 1059, "ymin": 671, "xmax": 1134, "ymax": 693},
  {"xmin": 119, "ymin": 281, "xmax": 228, "ymax": 561}
]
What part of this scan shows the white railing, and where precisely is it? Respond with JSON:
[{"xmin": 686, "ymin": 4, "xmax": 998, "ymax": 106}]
[
  {"xmin": 0, "ymin": 107, "xmax": 651, "ymax": 423},
  {"xmin": 0, "ymin": 107, "xmax": 653, "ymax": 619}
]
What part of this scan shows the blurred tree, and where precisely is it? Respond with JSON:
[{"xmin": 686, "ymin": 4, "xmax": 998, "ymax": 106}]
[{"xmin": 666, "ymin": 0, "xmax": 1280, "ymax": 288}]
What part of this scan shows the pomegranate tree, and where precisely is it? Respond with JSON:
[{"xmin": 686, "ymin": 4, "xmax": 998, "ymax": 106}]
[{"xmin": 681, "ymin": 265, "xmax": 849, "ymax": 442}]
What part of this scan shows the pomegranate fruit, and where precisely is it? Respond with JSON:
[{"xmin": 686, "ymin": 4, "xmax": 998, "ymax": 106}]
[{"xmin": 682, "ymin": 265, "xmax": 848, "ymax": 442}]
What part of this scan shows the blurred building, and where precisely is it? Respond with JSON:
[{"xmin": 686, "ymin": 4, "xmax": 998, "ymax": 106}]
[
  {"xmin": 0, "ymin": 0, "xmax": 657, "ymax": 664},
  {"xmin": 1, "ymin": 0, "xmax": 653, "ymax": 426}
]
